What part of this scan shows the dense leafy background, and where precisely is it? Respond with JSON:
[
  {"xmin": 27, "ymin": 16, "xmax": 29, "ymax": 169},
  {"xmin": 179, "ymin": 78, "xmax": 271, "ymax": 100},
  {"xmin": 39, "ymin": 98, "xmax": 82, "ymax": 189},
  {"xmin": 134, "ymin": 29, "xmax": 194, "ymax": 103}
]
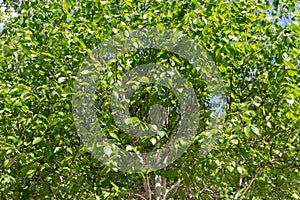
[{"xmin": 0, "ymin": 0, "xmax": 299, "ymax": 199}]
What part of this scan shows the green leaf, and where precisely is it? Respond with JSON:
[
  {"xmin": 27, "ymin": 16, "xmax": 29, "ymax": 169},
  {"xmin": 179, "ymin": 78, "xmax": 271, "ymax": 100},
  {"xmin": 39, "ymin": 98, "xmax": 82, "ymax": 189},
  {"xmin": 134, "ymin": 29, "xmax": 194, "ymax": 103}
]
[
  {"xmin": 230, "ymin": 139, "xmax": 239, "ymax": 145},
  {"xmin": 74, "ymin": 36, "xmax": 92, "ymax": 54},
  {"xmin": 150, "ymin": 124, "xmax": 158, "ymax": 131},
  {"xmin": 157, "ymin": 130, "xmax": 166, "ymax": 137},
  {"xmin": 251, "ymin": 125, "xmax": 260, "ymax": 135},
  {"xmin": 241, "ymin": 115, "xmax": 251, "ymax": 123},
  {"xmin": 21, "ymin": 106, "xmax": 30, "ymax": 113},
  {"xmin": 58, "ymin": 77, "xmax": 66, "ymax": 83},
  {"xmin": 139, "ymin": 76, "xmax": 150, "ymax": 84},
  {"xmin": 103, "ymin": 146, "xmax": 112, "ymax": 157},
  {"xmin": 126, "ymin": 145, "xmax": 133, "ymax": 151},
  {"xmin": 109, "ymin": 132, "xmax": 119, "ymax": 141},
  {"xmin": 32, "ymin": 137, "xmax": 42, "ymax": 145},
  {"xmin": 4, "ymin": 159, "xmax": 9, "ymax": 167},
  {"xmin": 62, "ymin": 1, "xmax": 69, "ymax": 12},
  {"xmin": 110, "ymin": 181, "xmax": 119, "ymax": 192},
  {"xmin": 81, "ymin": 70, "xmax": 90, "ymax": 75},
  {"xmin": 286, "ymin": 98, "xmax": 294, "ymax": 105},
  {"xmin": 150, "ymin": 138, "xmax": 157, "ymax": 145},
  {"xmin": 41, "ymin": 52, "xmax": 55, "ymax": 58},
  {"xmin": 13, "ymin": 101, "xmax": 22, "ymax": 107},
  {"xmin": 26, "ymin": 169, "xmax": 36, "ymax": 178},
  {"xmin": 133, "ymin": 42, "xmax": 138, "ymax": 48},
  {"xmin": 125, "ymin": 118, "xmax": 133, "ymax": 125},
  {"xmin": 244, "ymin": 125, "xmax": 251, "ymax": 137},
  {"xmin": 237, "ymin": 166, "xmax": 243, "ymax": 174},
  {"xmin": 112, "ymin": 28, "xmax": 118, "ymax": 33},
  {"xmin": 292, "ymin": 193, "xmax": 300, "ymax": 199}
]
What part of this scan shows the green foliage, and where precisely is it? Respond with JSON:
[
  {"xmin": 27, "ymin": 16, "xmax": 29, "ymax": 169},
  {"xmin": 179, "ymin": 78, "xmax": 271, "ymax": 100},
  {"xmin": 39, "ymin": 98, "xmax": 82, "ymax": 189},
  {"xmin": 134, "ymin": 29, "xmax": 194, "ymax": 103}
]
[{"xmin": 0, "ymin": 0, "xmax": 299, "ymax": 199}]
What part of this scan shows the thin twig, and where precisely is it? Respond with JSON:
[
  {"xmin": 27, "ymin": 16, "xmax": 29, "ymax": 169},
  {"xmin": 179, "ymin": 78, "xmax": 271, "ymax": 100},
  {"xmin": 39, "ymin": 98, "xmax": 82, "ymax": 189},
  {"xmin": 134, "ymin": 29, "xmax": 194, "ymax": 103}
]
[
  {"xmin": 132, "ymin": 193, "xmax": 147, "ymax": 200},
  {"xmin": 234, "ymin": 173, "xmax": 243, "ymax": 200},
  {"xmin": 239, "ymin": 166, "xmax": 263, "ymax": 200}
]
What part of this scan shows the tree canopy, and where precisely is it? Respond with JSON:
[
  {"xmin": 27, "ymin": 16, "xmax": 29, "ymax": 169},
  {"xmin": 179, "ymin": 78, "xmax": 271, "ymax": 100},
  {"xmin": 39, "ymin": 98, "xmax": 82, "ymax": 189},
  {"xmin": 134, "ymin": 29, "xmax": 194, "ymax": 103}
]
[{"xmin": 0, "ymin": 0, "xmax": 299, "ymax": 199}]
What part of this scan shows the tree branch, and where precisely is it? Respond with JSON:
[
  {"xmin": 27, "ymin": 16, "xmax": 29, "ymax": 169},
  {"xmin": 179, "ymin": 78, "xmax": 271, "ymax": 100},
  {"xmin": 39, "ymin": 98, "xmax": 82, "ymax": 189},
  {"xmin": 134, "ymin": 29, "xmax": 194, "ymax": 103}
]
[
  {"xmin": 239, "ymin": 166, "xmax": 263, "ymax": 200},
  {"xmin": 132, "ymin": 193, "xmax": 147, "ymax": 200},
  {"xmin": 234, "ymin": 173, "xmax": 243, "ymax": 200},
  {"xmin": 163, "ymin": 179, "xmax": 182, "ymax": 199},
  {"xmin": 143, "ymin": 174, "xmax": 152, "ymax": 200}
]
